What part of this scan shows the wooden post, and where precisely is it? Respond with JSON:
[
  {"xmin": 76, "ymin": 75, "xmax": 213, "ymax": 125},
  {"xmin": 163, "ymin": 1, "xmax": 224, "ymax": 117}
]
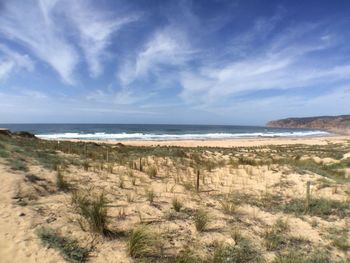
[
  {"xmin": 139, "ymin": 157, "xmax": 143, "ymax": 171},
  {"xmin": 196, "ymin": 170, "xmax": 200, "ymax": 192},
  {"xmin": 84, "ymin": 144, "xmax": 87, "ymax": 157},
  {"xmin": 106, "ymin": 148, "xmax": 109, "ymax": 162},
  {"xmin": 305, "ymin": 181, "xmax": 311, "ymax": 212}
]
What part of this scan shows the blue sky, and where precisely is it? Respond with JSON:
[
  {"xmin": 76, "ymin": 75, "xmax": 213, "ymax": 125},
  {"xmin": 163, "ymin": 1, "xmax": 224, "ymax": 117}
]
[{"xmin": 1, "ymin": 0, "xmax": 350, "ymax": 125}]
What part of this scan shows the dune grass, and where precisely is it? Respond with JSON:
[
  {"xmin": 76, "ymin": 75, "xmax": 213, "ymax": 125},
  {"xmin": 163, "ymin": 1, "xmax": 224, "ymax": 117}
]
[
  {"xmin": 264, "ymin": 218, "xmax": 290, "ymax": 251},
  {"xmin": 172, "ymin": 197, "xmax": 183, "ymax": 212},
  {"xmin": 146, "ymin": 189, "xmax": 156, "ymax": 204},
  {"xmin": 56, "ymin": 170, "xmax": 70, "ymax": 192},
  {"xmin": 212, "ymin": 238, "xmax": 263, "ymax": 263},
  {"xmin": 1, "ymin": 134, "xmax": 350, "ymax": 262},
  {"xmin": 194, "ymin": 209, "xmax": 210, "ymax": 232},
  {"xmin": 271, "ymin": 250, "xmax": 331, "ymax": 263},
  {"xmin": 219, "ymin": 199, "xmax": 237, "ymax": 215},
  {"xmin": 71, "ymin": 190, "xmax": 108, "ymax": 234},
  {"xmin": 283, "ymin": 197, "xmax": 350, "ymax": 218},
  {"xmin": 146, "ymin": 166, "xmax": 158, "ymax": 178},
  {"xmin": 9, "ymin": 158, "xmax": 28, "ymax": 171},
  {"xmin": 127, "ymin": 225, "xmax": 160, "ymax": 259}
]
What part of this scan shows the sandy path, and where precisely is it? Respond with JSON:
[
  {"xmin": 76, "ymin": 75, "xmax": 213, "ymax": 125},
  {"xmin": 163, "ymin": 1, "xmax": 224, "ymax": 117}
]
[{"xmin": 0, "ymin": 165, "xmax": 61, "ymax": 263}]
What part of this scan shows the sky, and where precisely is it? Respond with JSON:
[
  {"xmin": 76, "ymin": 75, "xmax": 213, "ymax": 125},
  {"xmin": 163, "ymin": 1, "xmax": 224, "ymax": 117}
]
[{"xmin": 1, "ymin": 0, "xmax": 350, "ymax": 125}]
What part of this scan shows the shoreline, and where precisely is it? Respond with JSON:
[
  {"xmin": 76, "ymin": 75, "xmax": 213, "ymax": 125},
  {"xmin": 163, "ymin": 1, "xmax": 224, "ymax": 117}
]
[{"xmin": 50, "ymin": 134, "xmax": 350, "ymax": 148}]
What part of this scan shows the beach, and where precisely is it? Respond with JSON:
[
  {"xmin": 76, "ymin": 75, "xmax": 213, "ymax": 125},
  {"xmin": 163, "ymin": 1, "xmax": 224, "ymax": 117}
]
[{"xmin": 61, "ymin": 134, "xmax": 349, "ymax": 147}]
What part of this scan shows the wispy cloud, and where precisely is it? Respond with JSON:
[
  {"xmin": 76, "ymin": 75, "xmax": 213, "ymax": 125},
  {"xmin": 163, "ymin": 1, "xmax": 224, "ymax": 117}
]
[
  {"xmin": 1, "ymin": 1, "xmax": 350, "ymax": 123},
  {"xmin": 0, "ymin": 44, "xmax": 34, "ymax": 80},
  {"xmin": 64, "ymin": 0, "xmax": 139, "ymax": 78},
  {"xmin": 0, "ymin": 60, "xmax": 14, "ymax": 80},
  {"xmin": 118, "ymin": 26, "xmax": 194, "ymax": 86},
  {"xmin": 86, "ymin": 86, "xmax": 154, "ymax": 105},
  {"xmin": 0, "ymin": 0, "xmax": 138, "ymax": 83},
  {"xmin": 0, "ymin": 0, "xmax": 78, "ymax": 84},
  {"xmin": 179, "ymin": 22, "xmax": 350, "ymax": 106}
]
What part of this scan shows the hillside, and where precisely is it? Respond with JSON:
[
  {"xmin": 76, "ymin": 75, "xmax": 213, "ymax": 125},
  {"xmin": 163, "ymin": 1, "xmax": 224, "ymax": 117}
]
[{"xmin": 267, "ymin": 115, "xmax": 350, "ymax": 134}]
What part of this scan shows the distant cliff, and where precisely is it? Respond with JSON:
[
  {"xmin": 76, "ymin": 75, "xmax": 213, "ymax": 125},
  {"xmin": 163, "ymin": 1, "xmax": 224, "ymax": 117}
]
[{"xmin": 266, "ymin": 115, "xmax": 350, "ymax": 134}]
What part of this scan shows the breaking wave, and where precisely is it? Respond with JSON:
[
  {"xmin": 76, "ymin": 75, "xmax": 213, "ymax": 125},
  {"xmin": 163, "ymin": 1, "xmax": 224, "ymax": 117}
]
[{"xmin": 36, "ymin": 130, "xmax": 329, "ymax": 141}]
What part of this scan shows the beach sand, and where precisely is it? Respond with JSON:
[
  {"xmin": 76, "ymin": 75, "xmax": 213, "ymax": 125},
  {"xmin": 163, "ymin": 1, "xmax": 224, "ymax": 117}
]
[{"xmin": 66, "ymin": 135, "xmax": 350, "ymax": 147}]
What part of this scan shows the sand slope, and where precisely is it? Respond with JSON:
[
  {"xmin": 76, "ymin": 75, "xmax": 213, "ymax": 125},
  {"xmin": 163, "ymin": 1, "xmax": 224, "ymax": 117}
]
[{"xmin": 0, "ymin": 165, "xmax": 62, "ymax": 263}]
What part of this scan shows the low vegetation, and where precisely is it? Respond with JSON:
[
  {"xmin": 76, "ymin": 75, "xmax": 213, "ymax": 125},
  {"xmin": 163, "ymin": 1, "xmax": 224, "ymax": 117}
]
[
  {"xmin": 194, "ymin": 209, "xmax": 210, "ymax": 232},
  {"xmin": 1, "ymin": 133, "xmax": 350, "ymax": 262},
  {"xmin": 127, "ymin": 225, "xmax": 160, "ymax": 259},
  {"xmin": 71, "ymin": 190, "xmax": 108, "ymax": 234},
  {"xmin": 212, "ymin": 238, "xmax": 263, "ymax": 263},
  {"xmin": 172, "ymin": 197, "xmax": 183, "ymax": 212}
]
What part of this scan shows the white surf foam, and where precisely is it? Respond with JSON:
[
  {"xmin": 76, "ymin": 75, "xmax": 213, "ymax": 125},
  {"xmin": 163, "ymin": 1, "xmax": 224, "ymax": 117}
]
[{"xmin": 36, "ymin": 130, "xmax": 330, "ymax": 141}]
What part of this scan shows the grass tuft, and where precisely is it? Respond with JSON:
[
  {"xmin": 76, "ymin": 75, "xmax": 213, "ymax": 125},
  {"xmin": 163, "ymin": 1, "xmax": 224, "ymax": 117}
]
[
  {"xmin": 283, "ymin": 198, "xmax": 349, "ymax": 218},
  {"xmin": 9, "ymin": 158, "xmax": 28, "ymax": 171},
  {"xmin": 146, "ymin": 189, "xmax": 156, "ymax": 204},
  {"xmin": 146, "ymin": 166, "xmax": 158, "ymax": 178},
  {"xmin": 219, "ymin": 199, "xmax": 237, "ymax": 215},
  {"xmin": 212, "ymin": 238, "xmax": 263, "ymax": 263},
  {"xmin": 172, "ymin": 197, "xmax": 183, "ymax": 212},
  {"xmin": 71, "ymin": 190, "xmax": 108, "ymax": 234},
  {"xmin": 127, "ymin": 225, "xmax": 160, "ymax": 259},
  {"xmin": 194, "ymin": 209, "xmax": 210, "ymax": 232},
  {"xmin": 56, "ymin": 170, "xmax": 70, "ymax": 191},
  {"xmin": 272, "ymin": 250, "xmax": 331, "ymax": 263},
  {"xmin": 264, "ymin": 218, "xmax": 290, "ymax": 251}
]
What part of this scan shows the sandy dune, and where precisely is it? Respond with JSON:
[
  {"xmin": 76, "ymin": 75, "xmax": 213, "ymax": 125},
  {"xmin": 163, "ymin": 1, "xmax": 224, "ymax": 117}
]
[
  {"xmin": 0, "ymin": 135, "xmax": 349, "ymax": 262},
  {"xmin": 0, "ymin": 165, "xmax": 62, "ymax": 263}
]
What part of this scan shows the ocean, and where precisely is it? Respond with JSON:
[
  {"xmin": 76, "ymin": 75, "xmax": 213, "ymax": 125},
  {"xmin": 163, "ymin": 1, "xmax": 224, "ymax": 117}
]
[{"xmin": 0, "ymin": 124, "xmax": 330, "ymax": 141}]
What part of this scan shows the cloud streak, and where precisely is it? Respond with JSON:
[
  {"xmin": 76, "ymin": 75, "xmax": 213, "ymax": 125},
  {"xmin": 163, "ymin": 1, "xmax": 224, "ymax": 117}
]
[
  {"xmin": 0, "ymin": 0, "xmax": 78, "ymax": 84},
  {"xmin": 118, "ymin": 26, "xmax": 194, "ymax": 86},
  {"xmin": 179, "ymin": 22, "xmax": 350, "ymax": 106},
  {"xmin": 1, "ymin": 1, "xmax": 350, "ymax": 123},
  {"xmin": 64, "ymin": 0, "xmax": 139, "ymax": 78},
  {"xmin": 0, "ymin": 0, "xmax": 138, "ymax": 83},
  {"xmin": 0, "ymin": 44, "xmax": 34, "ymax": 80}
]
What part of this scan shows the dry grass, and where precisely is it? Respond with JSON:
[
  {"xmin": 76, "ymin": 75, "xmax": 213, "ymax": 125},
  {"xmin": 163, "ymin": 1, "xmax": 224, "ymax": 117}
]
[
  {"xmin": 1, "ymin": 135, "xmax": 350, "ymax": 262},
  {"xmin": 172, "ymin": 197, "xmax": 183, "ymax": 212},
  {"xmin": 194, "ymin": 209, "xmax": 210, "ymax": 232},
  {"xmin": 71, "ymin": 190, "xmax": 108, "ymax": 234},
  {"xmin": 127, "ymin": 225, "xmax": 161, "ymax": 259}
]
